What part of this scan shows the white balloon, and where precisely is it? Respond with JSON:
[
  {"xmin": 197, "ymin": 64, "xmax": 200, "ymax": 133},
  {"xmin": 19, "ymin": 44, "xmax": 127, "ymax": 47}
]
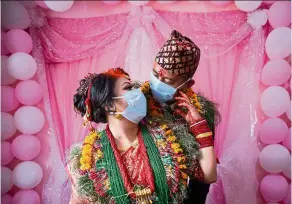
[
  {"xmin": 7, "ymin": 53, "xmax": 37, "ymax": 80},
  {"xmin": 266, "ymin": 27, "xmax": 292, "ymax": 59},
  {"xmin": 261, "ymin": 86, "xmax": 290, "ymax": 117},
  {"xmin": 14, "ymin": 106, "xmax": 45, "ymax": 134},
  {"xmin": 1, "ymin": 112, "xmax": 17, "ymax": 140},
  {"xmin": 44, "ymin": 1, "xmax": 74, "ymax": 12},
  {"xmin": 1, "ymin": 56, "xmax": 17, "ymax": 85},
  {"xmin": 235, "ymin": 1, "xmax": 262, "ymax": 12},
  {"xmin": 260, "ymin": 59, "xmax": 291, "ymax": 86},
  {"xmin": 259, "ymin": 144, "xmax": 291, "ymax": 173},
  {"xmin": 247, "ymin": 9, "xmax": 268, "ymax": 29},
  {"xmin": 12, "ymin": 161, "xmax": 43, "ymax": 189},
  {"xmin": 128, "ymin": 0, "xmax": 149, "ymax": 6},
  {"xmin": 1, "ymin": 167, "xmax": 13, "ymax": 194}
]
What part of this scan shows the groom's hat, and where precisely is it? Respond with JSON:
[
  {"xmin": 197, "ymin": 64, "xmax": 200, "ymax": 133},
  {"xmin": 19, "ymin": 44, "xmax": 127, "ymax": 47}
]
[{"xmin": 155, "ymin": 30, "xmax": 200, "ymax": 76}]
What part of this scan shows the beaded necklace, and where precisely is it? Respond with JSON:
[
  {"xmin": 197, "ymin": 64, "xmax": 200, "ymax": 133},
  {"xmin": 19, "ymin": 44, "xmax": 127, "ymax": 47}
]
[{"xmin": 101, "ymin": 125, "xmax": 169, "ymax": 203}]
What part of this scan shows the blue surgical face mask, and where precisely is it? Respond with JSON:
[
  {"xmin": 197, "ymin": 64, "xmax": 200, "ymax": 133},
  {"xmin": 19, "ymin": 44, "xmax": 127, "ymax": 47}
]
[
  {"xmin": 111, "ymin": 89, "xmax": 147, "ymax": 123},
  {"xmin": 149, "ymin": 72, "xmax": 191, "ymax": 103}
]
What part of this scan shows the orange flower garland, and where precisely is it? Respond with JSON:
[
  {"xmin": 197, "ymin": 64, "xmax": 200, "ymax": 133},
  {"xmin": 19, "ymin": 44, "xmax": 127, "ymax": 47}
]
[
  {"xmin": 159, "ymin": 124, "xmax": 188, "ymax": 186},
  {"xmin": 80, "ymin": 131, "xmax": 101, "ymax": 171}
]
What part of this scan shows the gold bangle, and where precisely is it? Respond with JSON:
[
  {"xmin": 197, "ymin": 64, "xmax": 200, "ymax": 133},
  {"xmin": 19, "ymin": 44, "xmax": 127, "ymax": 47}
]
[
  {"xmin": 196, "ymin": 132, "xmax": 213, "ymax": 138},
  {"xmin": 189, "ymin": 119, "xmax": 206, "ymax": 128}
]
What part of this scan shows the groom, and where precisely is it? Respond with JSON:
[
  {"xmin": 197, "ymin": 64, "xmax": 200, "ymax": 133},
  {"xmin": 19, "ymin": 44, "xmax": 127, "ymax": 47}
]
[{"xmin": 145, "ymin": 30, "xmax": 220, "ymax": 203}]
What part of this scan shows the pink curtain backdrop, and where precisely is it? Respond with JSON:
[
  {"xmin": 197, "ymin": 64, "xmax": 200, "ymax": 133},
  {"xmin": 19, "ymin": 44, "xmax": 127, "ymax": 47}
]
[{"xmin": 29, "ymin": 6, "xmax": 267, "ymax": 204}]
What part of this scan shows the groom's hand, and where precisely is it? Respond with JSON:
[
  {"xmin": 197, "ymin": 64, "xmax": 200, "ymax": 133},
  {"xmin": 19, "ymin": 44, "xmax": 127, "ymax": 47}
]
[{"xmin": 174, "ymin": 91, "xmax": 202, "ymax": 124}]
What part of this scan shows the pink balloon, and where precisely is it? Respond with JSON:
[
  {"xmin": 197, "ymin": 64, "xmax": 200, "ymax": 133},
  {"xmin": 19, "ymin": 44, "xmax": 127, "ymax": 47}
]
[
  {"xmin": 2, "ymin": 194, "xmax": 12, "ymax": 204},
  {"xmin": 12, "ymin": 190, "xmax": 40, "ymax": 204},
  {"xmin": 259, "ymin": 144, "xmax": 290, "ymax": 173},
  {"xmin": 260, "ymin": 118, "xmax": 288, "ymax": 144},
  {"xmin": 266, "ymin": 27, "xmax": 292, "ymax": 59},
  {"xmin": 1, "ymin": 56, "xmax": 17, "ymax": 86},
  {"xmin": 44, "ymin": 1, "xmax": 74, "ymax": 12},
  {"xmin": 1, "ymin": 2, "xmax": 30, "ymax": 30},
  {"xmin": 1, "ymin": 112, "xmax": 17, "ymax": 140},
  {"xmin": 12, "ymin": 161, "xmax": 43, "ymax": 189},
  {"xmin": 12, "ymin": 135, "xmax": 41, "ymax": 161},
  {"xmin": 283, "ymin": 184, "xmax": 291, "ymax": 204},
  {"xmin": 14, "ymin": 106, "xmax": 45, "ymax": 134},
  {"xmin": 261, "ymin": 59, "xmax": 291, "ymax": 86},
  {"xmin": 1, "ymin": 141, "xmax": 15, "ymax": 165},
  {"xmin": 15, "ymin": 80, "xmax": 43, "ymax": 105},
  {"xmin": 268, "ymin": 2, "xmax": 291, "ymax": 28},
  {"xmin": 1, "ymin": 167, "xmax": 13, "ymax": 194},
  {"xmin": 282, "ymin": 128, "xmax": 291, "ymax": 151},
  {"xmin": 3, "ymin": 30, "xmax": 33, "ymax": 54},
  {"xmin": 1, "ymin": 86, "xmax": 19, "ymax": 112},
  {"xmin": 7, "ymin": 53, "xmax": 37, "ymax": 80},
  {"xmin": 260, "ymin": 174, "xmax": 289, "ymax": 202},
  {"xmin": 261, "ymin": 86, "xmax": 290, "ymax": 117},
  {"xmin": 235, "ymin": 1, "xmax": 262, "ymax": 12},
  {"xmin": 35, "ymin": 0, "xmax": 48, "ymax": 8},
  {"xmin": 211, "ymin": 1, "xmax": 231, "ymax": 6}
]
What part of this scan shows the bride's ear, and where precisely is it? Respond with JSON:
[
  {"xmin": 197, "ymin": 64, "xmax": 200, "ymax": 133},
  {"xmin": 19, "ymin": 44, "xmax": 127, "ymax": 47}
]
[{"xmin": 101, "ymin": 103, "xmax": 115, "ymax": 112}]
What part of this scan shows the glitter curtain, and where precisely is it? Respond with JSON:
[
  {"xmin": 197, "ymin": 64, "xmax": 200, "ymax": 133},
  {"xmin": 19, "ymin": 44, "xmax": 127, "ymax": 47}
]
[{"xmin": 30, "ymin": 6, "xmax": 267, "ymax": 204}]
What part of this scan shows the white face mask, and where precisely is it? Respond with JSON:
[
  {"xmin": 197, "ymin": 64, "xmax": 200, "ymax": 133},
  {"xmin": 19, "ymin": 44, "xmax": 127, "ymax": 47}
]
[
  {"xmin": 149, "ymin": 72, "xmax": 191, "ymax": 103},
  {"xmin": 110, "ymin": 89, "xmax": 147, "ymax": 123}
]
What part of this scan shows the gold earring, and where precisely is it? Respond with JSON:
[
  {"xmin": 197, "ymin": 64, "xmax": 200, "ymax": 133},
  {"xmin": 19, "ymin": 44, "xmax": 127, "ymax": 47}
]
[{"xmin": 115, "ymin": 114, "xmax": 123, "ymax": 120}]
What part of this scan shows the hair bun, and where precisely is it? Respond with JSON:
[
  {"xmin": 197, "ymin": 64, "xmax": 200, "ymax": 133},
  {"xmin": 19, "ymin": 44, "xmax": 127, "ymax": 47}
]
[{"xmin": 73, "ymin": 92, "xmax": 87, "ymax": 116}]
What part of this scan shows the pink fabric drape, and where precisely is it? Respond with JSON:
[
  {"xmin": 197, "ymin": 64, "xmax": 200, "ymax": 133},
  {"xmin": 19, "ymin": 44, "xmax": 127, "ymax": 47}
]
[{"xmin": 30, "ymin": 6, "xmax": 266, "ymax": 204}]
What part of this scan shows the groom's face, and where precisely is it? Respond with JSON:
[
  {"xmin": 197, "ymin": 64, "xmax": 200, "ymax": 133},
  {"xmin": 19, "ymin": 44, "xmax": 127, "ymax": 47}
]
[{"xmin": 152, "ymin": 62, "xmax": 189, "ymax": 89}]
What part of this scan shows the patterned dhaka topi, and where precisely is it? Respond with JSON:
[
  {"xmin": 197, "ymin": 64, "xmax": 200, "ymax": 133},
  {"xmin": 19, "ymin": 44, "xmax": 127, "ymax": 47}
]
[{"xmin": 155, "ymin": 30, "xmax": 201, "ymax": 76}]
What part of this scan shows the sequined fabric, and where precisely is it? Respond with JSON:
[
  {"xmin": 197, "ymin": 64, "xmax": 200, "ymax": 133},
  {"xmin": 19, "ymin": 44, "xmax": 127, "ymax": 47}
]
[{"xmin": 157, "ymin": 10, "xmax": 252, "ymax": 58}]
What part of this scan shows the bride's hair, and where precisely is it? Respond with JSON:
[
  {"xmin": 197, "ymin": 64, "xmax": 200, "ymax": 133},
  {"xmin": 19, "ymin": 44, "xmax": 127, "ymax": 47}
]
[{"xmin": 73, "ymin": 68, "xmax": 129, "ymax": 123}]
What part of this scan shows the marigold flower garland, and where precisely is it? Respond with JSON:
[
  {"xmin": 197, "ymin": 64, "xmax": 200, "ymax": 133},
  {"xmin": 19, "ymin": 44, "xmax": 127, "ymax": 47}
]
[{"xmin": 80, "ymin": 131, "xmax": 101, "ymax": 171}]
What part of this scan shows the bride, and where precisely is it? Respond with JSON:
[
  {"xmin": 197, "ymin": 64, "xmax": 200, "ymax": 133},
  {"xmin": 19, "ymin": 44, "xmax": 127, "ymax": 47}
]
[{"xmin": 67, "ymin": 68, "xmax": 216, "ymax": 203}]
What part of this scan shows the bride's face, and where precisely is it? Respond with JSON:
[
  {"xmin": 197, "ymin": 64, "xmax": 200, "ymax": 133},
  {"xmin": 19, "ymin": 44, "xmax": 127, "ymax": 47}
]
[{"xmin": 112, "ymin": 77, "xmax": 133, "ymax": 112}]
